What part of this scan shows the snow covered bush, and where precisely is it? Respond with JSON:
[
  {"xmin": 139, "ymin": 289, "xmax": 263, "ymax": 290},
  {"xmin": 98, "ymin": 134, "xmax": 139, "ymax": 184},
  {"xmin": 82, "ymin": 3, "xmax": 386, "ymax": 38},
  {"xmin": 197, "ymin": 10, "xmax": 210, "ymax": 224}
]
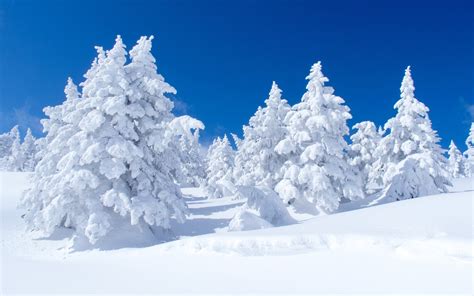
[
  {"xmin": 463, "ymin": 123, "xmax": 474, "ymax": 177},
  {"xmin": 233, "ymin": 81, "xmax": 290, "ymax": 188},
  {"xmin": 448, "ymin": 140, "xmax": 464, "ymax": 178},
  {"xmin": 274, "ymin": 61, "xmax": 363, "ymax": 213},
  {"xmin": 203, "ymin": 135, "xmax": 235, "ymax": 199},
  {"xmin": 228, "ymin": 186, "xmax": 295, "ymax": 231},
  {"xmin": 349, "ymin": 121, "xmax": 381, "ymax": 194},
  {"xmin": 372, "ymin": 66, "xmax": 451, "ymax": 201},
  {"xmin": 21, "ymin": 36, "xmax": 198, "ymax": 244}
]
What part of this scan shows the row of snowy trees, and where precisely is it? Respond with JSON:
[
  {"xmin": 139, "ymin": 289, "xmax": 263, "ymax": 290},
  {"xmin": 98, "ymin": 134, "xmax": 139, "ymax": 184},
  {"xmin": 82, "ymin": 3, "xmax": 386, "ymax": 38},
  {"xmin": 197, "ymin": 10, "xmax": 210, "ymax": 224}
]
[
  {"xmin": 449, "ymin": 123, "xmax": 474, "ymax": 177},
  {"xmin": 204, "ymin": 63, "xmax": 474, "ymax": 214},
  {"xmin": 4, "ymin": 34, "xmax": 473, "ymax": 243},
  {"xmin": 0, "ymin": 126, "xmax": 38, "ymax": 171},
  {"xmin": 19, "ymin": 36, "xmax": 206, "ymax": 244}
]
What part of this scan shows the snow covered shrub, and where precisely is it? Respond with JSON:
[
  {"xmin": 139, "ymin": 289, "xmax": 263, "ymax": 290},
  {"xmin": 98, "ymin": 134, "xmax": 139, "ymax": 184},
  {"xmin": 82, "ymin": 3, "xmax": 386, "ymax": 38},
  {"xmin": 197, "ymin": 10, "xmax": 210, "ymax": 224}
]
[
  {"xmin": 372, "ymin": 66, "xmax": 451, "ymax": 200},
  {"xmin": 274, "ymin": 61, "xmax": 363, "ymax": 213},
  {"xmin": 228, "ymin": 186, "xmax": 295, "ymax": 231},
  {"xmin": 204, "ymin": 135, "xmax": 235, "ymax": 199},
  {"xmin": 448, "ymin": 140, "xmax": 465, "ymax": 178},
  {"xmin": 349, "ymin": 121, "xmax": 381, "ymax": 194},
  {"xmin": 463, "ymin": 123, "xmax": 474, "ymax": 177},
  {"xmin": 21, "ymin": 36, "xmax": 197, "ymax": 244},
  {"xmin": 233, "ymin": 81, "xmax": 290, "ymax": 188}
]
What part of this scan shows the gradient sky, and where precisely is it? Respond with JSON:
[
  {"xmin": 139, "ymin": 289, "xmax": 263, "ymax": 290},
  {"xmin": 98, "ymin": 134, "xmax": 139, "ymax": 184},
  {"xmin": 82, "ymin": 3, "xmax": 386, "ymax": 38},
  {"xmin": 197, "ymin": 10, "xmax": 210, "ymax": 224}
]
[{"xmin": 0, "ymin": 0, "xmax": 473, "ymax": 149}]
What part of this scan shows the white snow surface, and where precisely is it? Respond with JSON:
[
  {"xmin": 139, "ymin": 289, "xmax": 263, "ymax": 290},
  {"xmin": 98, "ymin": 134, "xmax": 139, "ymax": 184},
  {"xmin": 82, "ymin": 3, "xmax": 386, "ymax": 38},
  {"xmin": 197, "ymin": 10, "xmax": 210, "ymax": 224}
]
[{"xmin": 1, "ymin": 172, "xmax": 473, "ymax": 294}]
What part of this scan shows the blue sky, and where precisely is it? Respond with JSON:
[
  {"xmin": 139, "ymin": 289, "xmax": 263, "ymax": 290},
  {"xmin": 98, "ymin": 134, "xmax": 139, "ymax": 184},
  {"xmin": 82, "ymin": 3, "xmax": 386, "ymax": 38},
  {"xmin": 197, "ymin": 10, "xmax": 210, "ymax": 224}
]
[{"xmin": 0, "ymin": 0, "xmax": 473, "ymax": 149}]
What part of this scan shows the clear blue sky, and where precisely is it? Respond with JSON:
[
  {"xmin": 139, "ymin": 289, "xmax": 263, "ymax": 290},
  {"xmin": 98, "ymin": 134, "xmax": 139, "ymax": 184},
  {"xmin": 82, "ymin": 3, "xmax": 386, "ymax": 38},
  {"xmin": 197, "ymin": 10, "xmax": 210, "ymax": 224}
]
[{"xmin": 0, "ymin": 0, "xmax": 473, "ymax": 149}]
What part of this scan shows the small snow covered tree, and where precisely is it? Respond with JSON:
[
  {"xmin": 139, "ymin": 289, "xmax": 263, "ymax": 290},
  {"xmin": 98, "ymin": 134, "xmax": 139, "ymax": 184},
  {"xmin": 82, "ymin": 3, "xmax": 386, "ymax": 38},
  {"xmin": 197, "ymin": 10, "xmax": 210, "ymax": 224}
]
[
  {"xmin": 448, "ymin": 140, "xmax": 464, "ymax": 178},
  {"xmin": 22, "ymin": 36, "xmax": 190, "ymax": 244},
  {"xmin": 0, "ymin": 126, "xmax": 19, "ymax": 170},
  {"xmin": 167, "ymin": 115, "xmax": 206, "ymax": 186},
  {"xmin": 21, "ymin": 128, "xmax": 38, "ymax": 171},
  {"xmin": 372, "ymin": 66, "xmax": 451, "ymax": 201},
  {"xmin": 204, "ymin": 135, "xmax": 235, "ymax": 199},
  {"xmin": 274, "ymin": 61, "xmax": 363, "ymax": 212},
  {"xmin": 5, "ymin": 126, "xmax": 23, "ymax": 171},
  {"xmin": 349, "ymin": 121, "xmax": 381, "ymax": 194},
  {"xmin": 463, "ymin": 123, "xmax": 474, "ymax": 177},
  {"xmin": 234, "ymin": 81, "xmax": 291, "ymax": 188}
]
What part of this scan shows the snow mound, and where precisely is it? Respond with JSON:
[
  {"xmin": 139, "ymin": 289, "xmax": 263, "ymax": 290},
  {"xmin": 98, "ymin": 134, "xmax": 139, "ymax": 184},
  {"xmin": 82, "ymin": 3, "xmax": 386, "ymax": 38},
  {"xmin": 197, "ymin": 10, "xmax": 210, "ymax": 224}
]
[
  {"xmin": 228, "ymin": 186, "xmax": 295, "ymax": 231},
  {"xmin": 228, "ymin": 210, "xmax": 273, "ymax": 231}
]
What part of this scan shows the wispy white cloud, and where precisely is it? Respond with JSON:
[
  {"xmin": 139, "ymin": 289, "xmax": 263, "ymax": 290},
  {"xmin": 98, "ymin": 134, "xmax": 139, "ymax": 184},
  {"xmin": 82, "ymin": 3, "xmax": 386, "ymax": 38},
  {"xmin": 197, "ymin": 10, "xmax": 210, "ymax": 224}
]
[
  {"xmin": 459, "ymin": 96, "xmax": 474, "ymax": 122},
  {"xmin": 172, "ymin": 98, "xmax": 189, "ymax": 115},
  {"xmin": 466, "ymin": 104, "xmax": 474, "ymax": 121},
  {"xmin": 0, "ymin": 103, "xmax": 43, "ymax": 135},
  {"xmin": 13, "ymin": 104, "xmax": 42, "ymax": 133}
]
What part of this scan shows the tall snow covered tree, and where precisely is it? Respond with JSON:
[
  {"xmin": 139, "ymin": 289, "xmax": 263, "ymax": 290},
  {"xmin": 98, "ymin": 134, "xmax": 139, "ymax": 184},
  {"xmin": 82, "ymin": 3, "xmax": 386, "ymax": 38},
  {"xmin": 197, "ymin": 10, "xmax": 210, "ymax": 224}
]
[
  {"xmin": 463, "ymin": 123, "xmax": 474, "ymax": 177},
  {"xmin": 274, "ymin": 61, "xmax": 363, "ymax": 212},
  {"xmin": 204, "ymin": 135, "xmax": 235, "ymax": 199},
  {"xmin": 234, "ymin": 81, "xmax": 291, "ymax": 188},
  {"xmin": 448, "ymin": 140, "xmax": 464, "ymax": 178},
  {"xmin": 22, "ymin": 36, "xmax": 190, "ymax": 244},
  {"xmin": 372, "ymin": 66, "xmax": 451, "ymax": 201},
  {"xmin": 349, "ymin": 121, "xmax": 381, "ymax": 194}
]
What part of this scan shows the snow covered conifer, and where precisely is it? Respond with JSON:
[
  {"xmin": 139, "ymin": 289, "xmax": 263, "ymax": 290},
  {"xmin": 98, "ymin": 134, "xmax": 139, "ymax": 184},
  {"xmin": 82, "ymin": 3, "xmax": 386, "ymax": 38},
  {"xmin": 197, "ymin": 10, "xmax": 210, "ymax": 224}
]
[
  {"xmin": 234, "ymin": 81, "xmax": 291, "ymax": 187},
  {"xmin": 21, "ymin": 128, "xmax": 38, "ymax": 171},
  {"xmin": 22, "ymin": 36, "xmax": 188, "ymax": 244},
  {"xmin": 349, "ymin": 121, "xmax": 381, "ymax": 194},
  {"xmin": 204, "ymin": 135, "xmax": 235, "ymax": 199},
  {"xmin": 463, "ymin": 123, "xmax": 474, "ymax": 177},
  {"xmin": 373, "ymin": 66, "xmax": 451, "ymax": 201},
  {"xmin": 0, "ymin": 126, "xmax": 19, "ymax": 170},
  {"xmin": 167, "ymin": 115, "xmax": 206, "ymax": 186},
  {"xmin": 274, "ymin": 62, "xmax": 363, "ymax": 212},
  {"xmin": 447, "ymin": 140, "xmax": 464, "ymax": 178},
  {"xmin": 5, "ymin": 126, "xmax": 23, "ymax": 171}
]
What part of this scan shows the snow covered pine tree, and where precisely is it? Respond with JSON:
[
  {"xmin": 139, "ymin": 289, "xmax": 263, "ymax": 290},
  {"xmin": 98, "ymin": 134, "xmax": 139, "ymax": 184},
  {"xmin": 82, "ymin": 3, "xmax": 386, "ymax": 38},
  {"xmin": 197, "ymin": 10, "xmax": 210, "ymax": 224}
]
[
  {"xmin": 20, "ymin": 128, "xmax": 39, "ymax": 171},
  {"xmin": 0, "ymin": 126, "xmax": 20, "ymax": 170},
  {"xmin": 233, "ymin": 81, "xmax": 291, "ymax": 188},
  {"xmin": 447, "ymin": 140, "xmax": 464, "ymax": 178},
  {"xmin": 463, "ymin": 123, "xmax": 474, "ymax": 177},
  {"xmin": 204, "ymin": 135, "xmax": 235, "ymax": 199},
  {"xmin": 349, "ymin": 121, "xmax": 381, "ymax": 194},
  {"xmin": 274, "ymin": 61, "xmax": 363, "ymax": 212},
  {"xmin": 372, "ymin": 66, "xmax": 451, "ymax": 201},
  {"xmin": 21, "ymin": 36, "xmax": 199, "ymax": 244}
]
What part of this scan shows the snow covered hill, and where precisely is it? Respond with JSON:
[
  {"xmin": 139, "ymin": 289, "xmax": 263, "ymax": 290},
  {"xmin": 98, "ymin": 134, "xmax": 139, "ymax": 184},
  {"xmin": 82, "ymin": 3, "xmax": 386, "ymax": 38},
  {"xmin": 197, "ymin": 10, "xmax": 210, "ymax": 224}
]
[{"xmin": 1, "ymin": 172, "xmax": 473, "ymax": 294}]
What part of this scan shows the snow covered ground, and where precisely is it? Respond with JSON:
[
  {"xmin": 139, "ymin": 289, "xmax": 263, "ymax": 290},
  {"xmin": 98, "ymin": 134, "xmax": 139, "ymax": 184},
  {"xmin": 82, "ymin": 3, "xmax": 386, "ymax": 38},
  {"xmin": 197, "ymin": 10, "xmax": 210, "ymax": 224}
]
[{"xmin": 1, "ymin": 172, "xmax": 473, "ymax": 294}]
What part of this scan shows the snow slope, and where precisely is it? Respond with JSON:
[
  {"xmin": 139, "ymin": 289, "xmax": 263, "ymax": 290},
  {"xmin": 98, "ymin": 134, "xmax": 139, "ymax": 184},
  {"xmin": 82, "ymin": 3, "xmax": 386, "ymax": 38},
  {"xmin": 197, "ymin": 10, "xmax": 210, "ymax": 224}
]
[{"xmin": 1, "ymin": 172, "xmax": 473, "ymax": 294}]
